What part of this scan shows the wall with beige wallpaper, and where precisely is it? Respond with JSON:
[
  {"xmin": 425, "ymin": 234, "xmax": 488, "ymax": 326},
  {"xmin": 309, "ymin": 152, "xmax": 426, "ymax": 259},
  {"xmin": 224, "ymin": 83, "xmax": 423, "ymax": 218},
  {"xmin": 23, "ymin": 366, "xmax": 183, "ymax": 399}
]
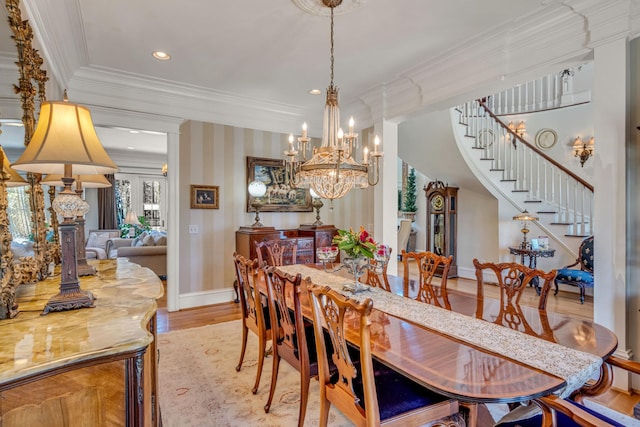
[{"xmin": 178, "ymin": 120, "xmax": 376, "ymax": 300}]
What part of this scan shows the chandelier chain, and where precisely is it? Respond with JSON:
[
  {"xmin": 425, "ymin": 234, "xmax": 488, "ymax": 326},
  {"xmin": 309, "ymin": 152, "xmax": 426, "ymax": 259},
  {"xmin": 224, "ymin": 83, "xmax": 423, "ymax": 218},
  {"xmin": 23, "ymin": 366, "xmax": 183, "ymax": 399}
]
[{"xmin": 329, "ymin": 5, "xmax": 335, "ymax": 88}]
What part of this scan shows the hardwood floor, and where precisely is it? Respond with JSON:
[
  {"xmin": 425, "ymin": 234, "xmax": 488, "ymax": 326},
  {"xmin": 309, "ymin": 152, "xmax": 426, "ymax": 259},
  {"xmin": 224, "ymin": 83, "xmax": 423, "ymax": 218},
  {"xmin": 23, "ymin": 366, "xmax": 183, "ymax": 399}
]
[{"xmin": 156, "ymin": 265, "xmax": 639, "ymax": 418}]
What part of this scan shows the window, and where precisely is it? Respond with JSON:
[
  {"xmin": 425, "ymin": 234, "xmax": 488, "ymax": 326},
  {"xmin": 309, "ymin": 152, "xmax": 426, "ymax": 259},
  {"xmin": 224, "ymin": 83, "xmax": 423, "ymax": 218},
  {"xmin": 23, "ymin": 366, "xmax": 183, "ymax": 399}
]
[{"xmin": 115, "ymin": 174, "xmax": 166, "ymax": 229}]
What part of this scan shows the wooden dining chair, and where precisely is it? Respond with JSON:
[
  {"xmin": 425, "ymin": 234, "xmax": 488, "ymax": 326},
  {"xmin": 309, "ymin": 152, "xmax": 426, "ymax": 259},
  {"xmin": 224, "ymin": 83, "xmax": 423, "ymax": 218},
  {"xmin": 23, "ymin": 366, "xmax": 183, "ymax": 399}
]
[
  {"xmin": 307, "ymin": 284, "xmax": 462, "ymax": 427},
  {"xmin": 255, "ymin": 239, "xmax": 298, "ymax": 266},
  {"xmin": 232, "ymin": 252, "xmax": 271, "ymax": 394},
  {"xmin": 473, "ymin": 259, "xmax": 556, "ymax": 310},
  {"xmin": 263, "ymin": 266, "xmax": 318, "ymax": 427},
  {"xmin": 364, "ymin": 247, "xmax": 392, "ymax": 291},
  {"xmin": 402, "ymin": 250, "xmax": 453, "ymax": 308},
  {"xmin": 497, "ymin": 356, "xmax": 640, "ymax": 426}
]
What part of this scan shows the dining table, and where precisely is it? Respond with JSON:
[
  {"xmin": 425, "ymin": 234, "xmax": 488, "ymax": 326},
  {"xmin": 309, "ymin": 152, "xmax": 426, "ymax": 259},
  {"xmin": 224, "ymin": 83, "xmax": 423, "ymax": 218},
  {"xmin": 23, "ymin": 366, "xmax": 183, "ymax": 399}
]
[{"xmin": 268, "ymin": 263, "xmax": 618, "ymax": 425}]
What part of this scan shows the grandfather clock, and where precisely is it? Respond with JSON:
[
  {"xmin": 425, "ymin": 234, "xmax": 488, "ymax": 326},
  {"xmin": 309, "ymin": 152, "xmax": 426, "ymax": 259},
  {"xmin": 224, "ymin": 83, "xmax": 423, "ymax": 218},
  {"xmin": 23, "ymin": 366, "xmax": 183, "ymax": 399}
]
[{"xmin": 424, "ymin": 180, "xmax": 458, "ymax": 277}]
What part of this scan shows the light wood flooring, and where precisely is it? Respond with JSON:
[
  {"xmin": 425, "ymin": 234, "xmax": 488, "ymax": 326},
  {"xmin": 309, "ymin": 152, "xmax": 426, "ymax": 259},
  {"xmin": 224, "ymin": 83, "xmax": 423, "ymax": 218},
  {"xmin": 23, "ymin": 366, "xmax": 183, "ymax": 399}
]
[{"xmin": 156, "ymin": 265, "xmax": 639, "ymax": 418}]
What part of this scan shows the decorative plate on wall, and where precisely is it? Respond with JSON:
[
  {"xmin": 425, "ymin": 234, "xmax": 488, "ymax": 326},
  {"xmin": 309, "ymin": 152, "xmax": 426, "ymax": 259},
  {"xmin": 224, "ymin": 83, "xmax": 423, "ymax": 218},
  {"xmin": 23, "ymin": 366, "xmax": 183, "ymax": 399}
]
[
  {"xmin": 535, "ymin": 128, "xmax": 557, "ymax": 150},
  {"xmin": 477, "ymin": 128, "xmax": 495, "ymax": 148}
]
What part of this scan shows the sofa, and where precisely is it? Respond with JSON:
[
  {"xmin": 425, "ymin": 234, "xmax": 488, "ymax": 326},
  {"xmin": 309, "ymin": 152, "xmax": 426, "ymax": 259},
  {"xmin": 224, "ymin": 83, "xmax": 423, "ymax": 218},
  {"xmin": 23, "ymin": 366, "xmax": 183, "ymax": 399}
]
[
  {"xmin": 108, "ymin": 230, "xmax": 167, "ymax": 278},
  {"xmin": 86, "ymin": 229, "xmax": 121, "ymax": 260}
]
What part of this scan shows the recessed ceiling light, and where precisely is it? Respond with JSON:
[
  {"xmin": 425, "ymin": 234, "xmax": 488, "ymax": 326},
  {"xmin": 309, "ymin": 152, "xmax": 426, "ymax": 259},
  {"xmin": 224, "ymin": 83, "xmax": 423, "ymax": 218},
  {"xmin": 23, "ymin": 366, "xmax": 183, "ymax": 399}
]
[
  {"xmin": 152, "ymin": 51, "xmax": 171, "ymax": 61},
  {"xmin": 309, "ymin": 89, "xmax": 322, "ymax": 95}
]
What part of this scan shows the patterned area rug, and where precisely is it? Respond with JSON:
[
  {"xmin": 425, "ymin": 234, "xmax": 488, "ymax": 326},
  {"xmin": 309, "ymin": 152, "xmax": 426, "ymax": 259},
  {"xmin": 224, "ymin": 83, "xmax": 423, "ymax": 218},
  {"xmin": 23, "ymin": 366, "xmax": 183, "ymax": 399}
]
[{"xmin": 157, "ymin": 320, "xmax": 353, "ymax": 426}]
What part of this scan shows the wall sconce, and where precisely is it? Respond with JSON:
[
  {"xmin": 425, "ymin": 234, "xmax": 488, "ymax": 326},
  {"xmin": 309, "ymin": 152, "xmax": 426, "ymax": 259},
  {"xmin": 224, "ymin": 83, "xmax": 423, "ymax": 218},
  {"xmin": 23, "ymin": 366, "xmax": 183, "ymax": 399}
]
[
  {"xmin": 309, "ymin": 187, "xmax": 324, "ymax": 226},
  {"xmin": 247, "ymin": 180, "xmax": 267, "ymax": 228},
  {"xmin": 573, "ymin": 137, "xmax": 594, "ymax": 167},
  {"xmin": 507, "ymin": 121, "xmax": 526, "ymax": 147},
  {"xmin": 161, "ymin": 163, "xmax": 168, "ymax": 177},
  {"xmin": 513, "ymin": 209, "xmax": 539, "ymax": 249}
]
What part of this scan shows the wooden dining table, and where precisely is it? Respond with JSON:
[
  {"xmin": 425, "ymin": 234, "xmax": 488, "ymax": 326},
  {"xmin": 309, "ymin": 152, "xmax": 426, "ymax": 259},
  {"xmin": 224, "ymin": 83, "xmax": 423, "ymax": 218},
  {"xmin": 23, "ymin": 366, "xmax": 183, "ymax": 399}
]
[{"xmin": 266, "ymin": 263, "xmax": 617, "ymax": 420}]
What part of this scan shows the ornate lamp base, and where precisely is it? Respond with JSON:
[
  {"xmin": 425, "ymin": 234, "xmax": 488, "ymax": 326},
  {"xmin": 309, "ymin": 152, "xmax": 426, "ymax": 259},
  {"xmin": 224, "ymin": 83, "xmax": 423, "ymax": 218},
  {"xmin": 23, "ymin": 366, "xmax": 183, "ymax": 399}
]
[
  {"xmin": 42, "ymin": 286, "xmax": 94, "ymax": 315},
  {"xmin": 77, "ymin": 262, "xmax": 96, "ymax": 276}
]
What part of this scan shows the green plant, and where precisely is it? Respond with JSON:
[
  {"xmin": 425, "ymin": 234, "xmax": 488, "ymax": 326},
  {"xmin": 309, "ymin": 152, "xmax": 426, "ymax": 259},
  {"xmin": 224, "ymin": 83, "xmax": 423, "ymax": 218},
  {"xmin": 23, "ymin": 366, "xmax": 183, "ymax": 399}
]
[
  {"xmin": 120, "ymin": 215, "xmax": 151, "ymax": 238},
  {"xmin": 403, "ymin": 168, "xmax": 417, "ymax": 213}
]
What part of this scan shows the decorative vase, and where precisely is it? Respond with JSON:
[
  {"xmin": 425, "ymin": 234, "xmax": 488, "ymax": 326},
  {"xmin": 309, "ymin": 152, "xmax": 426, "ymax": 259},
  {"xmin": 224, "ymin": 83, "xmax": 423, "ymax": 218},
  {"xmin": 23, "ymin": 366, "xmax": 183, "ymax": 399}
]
[
  {"xmin": 402, "ymin": 211, "xmax": 417, "ymax": 222},
  {"xmin": 342, "ymin": 255, "xmax": 371, "ymax": 292}
]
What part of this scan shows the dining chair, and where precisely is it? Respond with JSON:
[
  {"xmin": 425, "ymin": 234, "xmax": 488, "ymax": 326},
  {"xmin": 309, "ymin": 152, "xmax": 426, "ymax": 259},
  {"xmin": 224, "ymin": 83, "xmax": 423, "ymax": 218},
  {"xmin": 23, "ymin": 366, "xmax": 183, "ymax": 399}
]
[
  {"xmin": 232, "ymin": 252, "xmax": 271, "ymax": 394},
  {"xmin": 255, "ymin": 239, "xmax": 298, "ymax": 266},
  {"xmin": 473, "ymin": 259, "xmax": 555, "ymax": 310},
  {"xmin": 364, "ymin": 247, "xmax": 393, "ymax": 291},
  {"xmin": 307, "ymin": 283, "xmax": 462, "ymax": 427},
  {"xmin": 497, "ymin": 355, "xmax": 640, "ymax": 426},
  {"xmin": 402, "ymin": 250, "xmax": 453, "ymax": 308},
  {"xmin": 263, "ymin": 266, "xmax": 318, "ymax": 427}
]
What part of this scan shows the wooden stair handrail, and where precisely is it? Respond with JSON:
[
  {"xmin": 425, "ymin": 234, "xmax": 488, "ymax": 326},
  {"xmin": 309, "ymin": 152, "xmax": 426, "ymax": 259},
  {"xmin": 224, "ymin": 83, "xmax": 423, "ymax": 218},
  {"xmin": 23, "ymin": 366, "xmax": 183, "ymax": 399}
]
[{"xmin": 477, "ymin": 98, "xmax": 594, "ymax": 192}]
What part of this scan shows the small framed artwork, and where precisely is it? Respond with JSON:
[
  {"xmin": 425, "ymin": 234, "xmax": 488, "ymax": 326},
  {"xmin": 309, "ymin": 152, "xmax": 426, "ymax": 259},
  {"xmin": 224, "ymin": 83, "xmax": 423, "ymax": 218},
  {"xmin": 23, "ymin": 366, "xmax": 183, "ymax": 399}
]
[
  {"xmin": 246, "ymin": 156, "xmax": 312, "ymax": 212},
  {"xmin": 530, "ymin": 238, "xmax": 540, "ymax": 250},
  {"xmin": 190, "ymin": 185, "xmax": 219, "ymax": 209}
]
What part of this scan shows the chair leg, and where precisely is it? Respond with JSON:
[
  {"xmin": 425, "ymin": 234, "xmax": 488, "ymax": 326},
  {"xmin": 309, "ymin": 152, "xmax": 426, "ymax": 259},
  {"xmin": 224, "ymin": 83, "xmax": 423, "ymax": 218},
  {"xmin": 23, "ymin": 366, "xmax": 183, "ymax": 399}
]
[
  {"xmin": 297, "ymin": 375, "xmax": 311, "ymax": 427},
  {"xmin": 252, "ymin": 333, "xmax": 267, "ymax": 394},
  {"xmin": 580, "ymin": 286, "xmax": 585, "ymax": 304},
  {"xmin": 264, "ymin": 351, "xmax": 280, "ymax": 412},
  {"xmin": 236, "ymin": 323, "xmax": 248, "ymax": 372},
  {"xmin": 318, "ymin": 398, "xmax": 331, "ymax": 427}
]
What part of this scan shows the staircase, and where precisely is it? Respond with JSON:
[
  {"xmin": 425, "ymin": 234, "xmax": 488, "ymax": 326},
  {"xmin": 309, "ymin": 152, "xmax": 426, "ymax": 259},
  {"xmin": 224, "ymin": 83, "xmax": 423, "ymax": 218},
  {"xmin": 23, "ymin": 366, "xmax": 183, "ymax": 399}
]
[{"xmin": 451, "ymin": 99, "xmax": 593, "ymax": 256}]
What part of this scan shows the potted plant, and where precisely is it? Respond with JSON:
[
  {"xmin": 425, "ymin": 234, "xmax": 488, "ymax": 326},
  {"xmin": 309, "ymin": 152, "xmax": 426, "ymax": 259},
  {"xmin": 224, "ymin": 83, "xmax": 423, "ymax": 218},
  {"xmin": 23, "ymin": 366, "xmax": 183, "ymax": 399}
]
[{"xmin": 402, "ymin": 168, "xmax": 418, "ymax": 221}]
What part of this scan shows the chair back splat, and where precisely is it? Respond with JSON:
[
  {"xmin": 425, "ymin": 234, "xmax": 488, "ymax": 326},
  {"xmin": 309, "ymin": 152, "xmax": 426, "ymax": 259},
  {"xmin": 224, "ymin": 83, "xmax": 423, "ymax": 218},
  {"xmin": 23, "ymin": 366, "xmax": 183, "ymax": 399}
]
[
  {"xmin": 365, "ymin": 247, "xmax": 392, "ymax": 291},
  {"xmin": 232, "ymin": 252, "xmax": 271, "ymax": 394},
  {"xmin": 402, "ymin": 250, "xmax": 453, "ymax": 308},
  {"xmin": 308, "ymin": 284, "xmax": 461, "ymax": 427},
  {"xmin": 264, "ymin": 267, "xmax": 317, "ymax": 426},
  {"xmin": 255, "ymin": 239, "xmax": 298, "ymax": 266},
  {"xmin": 473, "ymin": 259, "xmax": 555, "ymax": 311}
]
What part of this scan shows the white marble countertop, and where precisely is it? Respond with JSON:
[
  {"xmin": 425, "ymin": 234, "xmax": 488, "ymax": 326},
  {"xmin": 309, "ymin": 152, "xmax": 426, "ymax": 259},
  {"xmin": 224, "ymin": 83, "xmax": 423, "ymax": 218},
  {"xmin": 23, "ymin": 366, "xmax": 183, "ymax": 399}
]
[{"xmin": 0, "ymin": 259, "xmax": 164, "ymax": 386}]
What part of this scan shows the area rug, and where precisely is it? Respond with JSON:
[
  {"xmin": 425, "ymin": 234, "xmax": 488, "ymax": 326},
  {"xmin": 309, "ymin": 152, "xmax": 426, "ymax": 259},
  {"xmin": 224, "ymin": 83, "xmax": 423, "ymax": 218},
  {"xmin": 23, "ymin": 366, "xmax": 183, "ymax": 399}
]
[{"xmin": 157, "ymin": 320, "xmax": 353, "ymax": 426}]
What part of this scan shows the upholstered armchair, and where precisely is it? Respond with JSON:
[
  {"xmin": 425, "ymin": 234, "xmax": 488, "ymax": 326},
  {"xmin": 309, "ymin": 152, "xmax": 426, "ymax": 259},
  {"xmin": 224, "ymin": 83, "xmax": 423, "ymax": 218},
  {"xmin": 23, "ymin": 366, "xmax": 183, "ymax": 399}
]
[
  {"xmin": 85, "ymin": 229, "xmax": 120, "ymax": 260},
  {"xmin": 554, "ymin": 236, "xmax": 594, "ymax": 304}
]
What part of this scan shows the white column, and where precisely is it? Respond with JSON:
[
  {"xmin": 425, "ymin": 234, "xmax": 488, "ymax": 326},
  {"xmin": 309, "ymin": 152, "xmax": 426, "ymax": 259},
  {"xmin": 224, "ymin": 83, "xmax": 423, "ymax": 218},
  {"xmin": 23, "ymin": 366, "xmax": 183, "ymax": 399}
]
[
  {"xmin": 592, "ymin": 38, "xmax": 630, "ymax": 389},
  {"xmin": 373, "ymin": 121, "xmax": 398, "ymax": 275},
  {"xmin": 166, "ymin": 130, "xmax": 180, "ymax": 312}
]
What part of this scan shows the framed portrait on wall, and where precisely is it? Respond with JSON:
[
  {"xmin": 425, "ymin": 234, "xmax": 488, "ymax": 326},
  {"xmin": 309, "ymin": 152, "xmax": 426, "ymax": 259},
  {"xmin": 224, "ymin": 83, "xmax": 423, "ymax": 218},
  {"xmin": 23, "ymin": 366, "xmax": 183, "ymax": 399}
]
[
  {"xmin": 190, "ymin": 185, "xmax": 219, "ymax": 209},
  {"xmin": 246, "ymin": 156, "xmax": 312, "ymax": 212}
]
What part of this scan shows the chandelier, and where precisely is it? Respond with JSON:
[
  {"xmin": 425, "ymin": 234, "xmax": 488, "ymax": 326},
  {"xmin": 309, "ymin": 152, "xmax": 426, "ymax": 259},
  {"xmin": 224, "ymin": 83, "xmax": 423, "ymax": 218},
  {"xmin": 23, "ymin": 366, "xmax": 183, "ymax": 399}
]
[{"xmin": 284, "ymin": 0, "xmax": 382, "ymax": 201}]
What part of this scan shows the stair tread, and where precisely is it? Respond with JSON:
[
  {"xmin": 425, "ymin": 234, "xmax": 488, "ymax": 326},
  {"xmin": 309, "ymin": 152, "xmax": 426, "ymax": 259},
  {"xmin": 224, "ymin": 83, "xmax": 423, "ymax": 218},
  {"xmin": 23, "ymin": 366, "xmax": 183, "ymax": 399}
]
[
  {"xmin": 500, "ymin": 179, "xmax": 516, "ymax": 182},
  {"xmin": 480, "ymin": 158, "xmax": 494, "ymax": 160},
  {"xmin": 537, "ymin": 211, "xmax": 557, "ymax": 214},
  {"xmin": 524, "ymin": 200, "xmax": 542, "ymax": 203},
  {"xmin": 565, "ymin": 234, "xmax": 590, "ymax": 237},
  {"xmin": 551, "ymin": 222, "xmax": 590, "ymax": 225},
  {"xmin": 512, "ymin": 190, "xmax": 529, "ymax": 193}
]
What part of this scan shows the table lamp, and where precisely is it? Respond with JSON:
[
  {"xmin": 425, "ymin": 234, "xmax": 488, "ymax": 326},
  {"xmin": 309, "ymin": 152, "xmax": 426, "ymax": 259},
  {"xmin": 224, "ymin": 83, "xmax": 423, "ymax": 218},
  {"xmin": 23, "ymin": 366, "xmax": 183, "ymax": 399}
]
[
  {"xmin": 12, "ymin": 94, "xmax": 119, "ymax": 314},
  {"xmin": 124, "ymin": 210, "xmax": 141, "ymax": 237},
  {"xmin": 43, "ymin": 173, "xmax": 112, "ymax": 276},
  {"xmin": 248, "ymin": 180, "xmax": 267, "ymax": 228},
  {"xmin": 513, "ymin": 209, "xmax": 539, "ymax": 249}
]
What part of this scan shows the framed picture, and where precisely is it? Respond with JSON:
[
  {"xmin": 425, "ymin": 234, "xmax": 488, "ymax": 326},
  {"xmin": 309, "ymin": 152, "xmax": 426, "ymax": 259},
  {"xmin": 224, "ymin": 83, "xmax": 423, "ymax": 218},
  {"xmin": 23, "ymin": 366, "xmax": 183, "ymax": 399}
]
[
  {"xmin": 190, "ymin": 185, "xmax": 219, "ymax": 209},
  {"xmin": 246, "ymin": 156, "xmax": 312, "ymax": 212}
]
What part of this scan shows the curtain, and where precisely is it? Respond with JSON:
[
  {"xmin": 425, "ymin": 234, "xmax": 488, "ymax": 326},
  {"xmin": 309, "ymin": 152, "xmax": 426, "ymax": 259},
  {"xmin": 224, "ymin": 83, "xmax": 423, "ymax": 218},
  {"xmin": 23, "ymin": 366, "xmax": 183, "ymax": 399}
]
[{"xmin": 98, "ymin": 174, "xmax": 117, "ymax": 229}]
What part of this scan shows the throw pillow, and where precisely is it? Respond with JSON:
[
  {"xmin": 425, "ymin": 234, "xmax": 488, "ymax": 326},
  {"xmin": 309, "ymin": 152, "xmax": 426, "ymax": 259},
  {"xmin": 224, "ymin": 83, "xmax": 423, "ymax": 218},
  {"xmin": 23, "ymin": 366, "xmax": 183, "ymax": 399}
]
[
  {"xmin": 86, "ymin": 232, "xmax": 112, "ymax": 250},
  {"xmin": 155, "ymin": 235, "xmax": 167, "ymax": 246},
  {"xmin": 142, "ymin": 234, "xmax": 156, "ymax": 246},
  {"xmin": 133, "ymin": 231, "xmax": 148, "ymax": 247}
]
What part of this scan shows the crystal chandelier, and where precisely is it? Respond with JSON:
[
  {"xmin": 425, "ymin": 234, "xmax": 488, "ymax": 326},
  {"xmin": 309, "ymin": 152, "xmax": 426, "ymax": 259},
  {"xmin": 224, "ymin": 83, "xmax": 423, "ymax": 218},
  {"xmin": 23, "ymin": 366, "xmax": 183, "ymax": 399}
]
[{"xmin": 284, "ymin": 0, "xmax": 382, "ymax": 201}]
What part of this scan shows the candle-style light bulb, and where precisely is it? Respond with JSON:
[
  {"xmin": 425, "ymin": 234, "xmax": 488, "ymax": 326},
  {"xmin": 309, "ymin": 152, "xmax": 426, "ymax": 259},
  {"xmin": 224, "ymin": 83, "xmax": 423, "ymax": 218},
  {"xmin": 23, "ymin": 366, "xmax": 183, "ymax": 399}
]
[
  {"xmin": 337, "ymin": 128, "xmax": 344, "ymax": 146},
  {"xmin": 302, "ymin": 122, "xmax": 308, "ymax": 138},
  {"xmin": 363, "ymin": 146, "xmax": 369, "ymax": 163},
  {"xmin": 374, "ymin": 135, "xmax": 381, "ymax": 153},
  {"xmin": 288, "ymin": 133, "xmax": 294, "ymax": 151},
  {"xmin": 348, "ymin": 117, "xmax": 354, "ymax": 134}
]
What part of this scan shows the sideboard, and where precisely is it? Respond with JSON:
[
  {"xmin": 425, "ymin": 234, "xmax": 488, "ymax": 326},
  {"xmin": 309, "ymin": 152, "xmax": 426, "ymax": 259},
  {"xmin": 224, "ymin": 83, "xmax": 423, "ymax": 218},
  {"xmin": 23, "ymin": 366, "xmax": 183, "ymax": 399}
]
[
  {"xmin": 0, "ymin": 259, "xmax": 163, "ymax": 426},
  {"xmin": 235, "ymin": 224, "xmax": 338, "ymax": 264}
]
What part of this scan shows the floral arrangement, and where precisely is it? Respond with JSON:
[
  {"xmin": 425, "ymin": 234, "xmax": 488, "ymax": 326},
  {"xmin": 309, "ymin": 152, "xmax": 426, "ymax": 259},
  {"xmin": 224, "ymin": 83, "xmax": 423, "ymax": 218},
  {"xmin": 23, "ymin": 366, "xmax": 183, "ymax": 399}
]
[{"xmin": 332, "ymin": 227, "xmax": 378, "ymax": 259}]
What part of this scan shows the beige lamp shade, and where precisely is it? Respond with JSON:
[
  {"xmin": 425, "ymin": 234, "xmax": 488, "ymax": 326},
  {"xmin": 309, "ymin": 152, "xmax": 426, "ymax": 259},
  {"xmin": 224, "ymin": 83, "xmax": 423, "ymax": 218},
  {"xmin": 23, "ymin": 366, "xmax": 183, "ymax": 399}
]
[
  {"xmin": 42, "ymin": 173, "xmax": 111, "ymax": 189},
  {"xmin": 12, "ymin": 100, "xmax": 119, "ymax": 175},
  {"xmin": 0, "ymin": 146, "xmax": 28, "ymax": 187},
  {"xmin": 124, "ymin": 211, "xmax": 141, "ymax": 225}
]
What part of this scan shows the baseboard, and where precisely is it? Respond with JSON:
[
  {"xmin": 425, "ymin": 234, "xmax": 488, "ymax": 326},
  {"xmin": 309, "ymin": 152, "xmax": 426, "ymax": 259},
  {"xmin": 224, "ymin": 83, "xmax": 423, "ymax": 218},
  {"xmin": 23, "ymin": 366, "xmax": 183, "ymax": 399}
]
[{"xmin": 178, "ymin": 288, "xmax": 235, "ymax": 310}]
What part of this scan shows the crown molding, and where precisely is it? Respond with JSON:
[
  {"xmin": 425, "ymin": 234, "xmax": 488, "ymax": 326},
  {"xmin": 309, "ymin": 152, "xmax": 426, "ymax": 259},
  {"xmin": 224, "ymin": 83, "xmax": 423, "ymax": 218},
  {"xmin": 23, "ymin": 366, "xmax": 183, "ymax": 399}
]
[{"xmin": 67, "ymin": 66, "xmax": 317, "ymax": 136}]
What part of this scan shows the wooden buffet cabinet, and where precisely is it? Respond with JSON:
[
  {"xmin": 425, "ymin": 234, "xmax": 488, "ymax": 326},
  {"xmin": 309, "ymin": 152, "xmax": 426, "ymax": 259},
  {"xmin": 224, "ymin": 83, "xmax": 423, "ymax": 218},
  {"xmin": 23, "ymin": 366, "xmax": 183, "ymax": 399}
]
[
  {"xmin": 0, "ymin": 259, "xmax": 164, "ymax": 426},
  {"xmin": 235, "ymin": 224, "xmax": 338, "ymax": 264}
]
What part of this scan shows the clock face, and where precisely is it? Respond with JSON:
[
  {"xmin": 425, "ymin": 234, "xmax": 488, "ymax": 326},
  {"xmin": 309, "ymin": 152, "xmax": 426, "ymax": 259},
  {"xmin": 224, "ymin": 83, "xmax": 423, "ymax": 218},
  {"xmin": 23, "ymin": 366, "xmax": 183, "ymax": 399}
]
[{"xmin": 431, "ymin": 194, "xmax": 444, "ymax": 211}]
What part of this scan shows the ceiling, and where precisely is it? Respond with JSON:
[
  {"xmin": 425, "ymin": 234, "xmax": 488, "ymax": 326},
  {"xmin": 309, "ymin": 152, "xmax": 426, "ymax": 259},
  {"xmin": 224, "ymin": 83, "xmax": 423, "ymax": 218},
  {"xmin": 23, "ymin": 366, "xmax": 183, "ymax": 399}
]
[{"xmin": 0, "ymin": 0, "xmax": 636, "ymax": 155}]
